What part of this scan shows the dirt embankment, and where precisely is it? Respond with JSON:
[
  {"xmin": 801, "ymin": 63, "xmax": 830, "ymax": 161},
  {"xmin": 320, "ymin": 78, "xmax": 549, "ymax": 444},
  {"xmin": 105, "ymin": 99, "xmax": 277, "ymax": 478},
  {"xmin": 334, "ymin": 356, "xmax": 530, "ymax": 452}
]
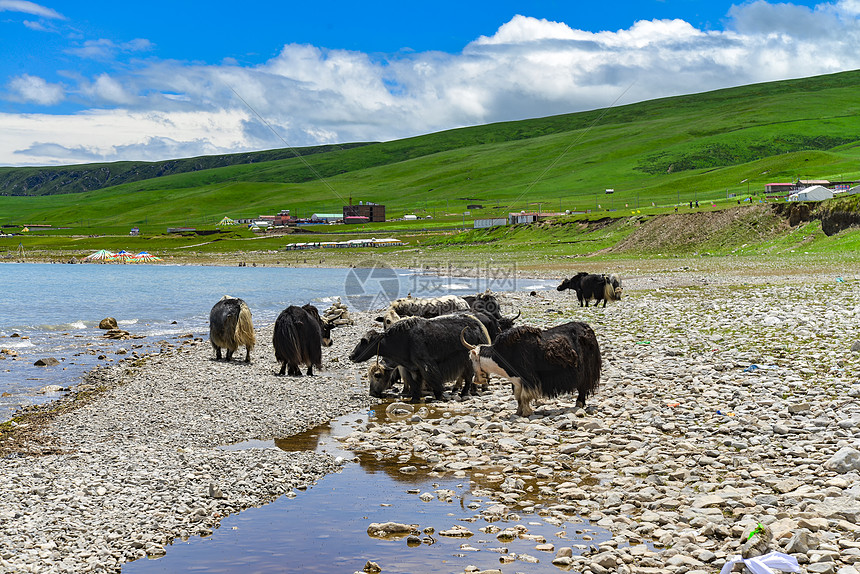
[
  {"xmin": 611, "ymin": 204, "xmax": 789, "ymax": 253},
  {"xmin": 772, "ymin": 197, "xmax": 860, "ymax": 236}
]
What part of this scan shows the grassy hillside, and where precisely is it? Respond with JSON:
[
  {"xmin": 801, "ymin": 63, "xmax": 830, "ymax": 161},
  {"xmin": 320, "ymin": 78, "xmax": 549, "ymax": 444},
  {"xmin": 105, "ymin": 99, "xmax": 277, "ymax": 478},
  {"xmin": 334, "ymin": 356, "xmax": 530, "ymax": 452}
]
[
  {"xmin": 0, "ymin": 143, "xmax": 373, "ymax": 196},
  {"xmin": 2, "ymin": 69, "xmax": 860, "ymax": 231}
]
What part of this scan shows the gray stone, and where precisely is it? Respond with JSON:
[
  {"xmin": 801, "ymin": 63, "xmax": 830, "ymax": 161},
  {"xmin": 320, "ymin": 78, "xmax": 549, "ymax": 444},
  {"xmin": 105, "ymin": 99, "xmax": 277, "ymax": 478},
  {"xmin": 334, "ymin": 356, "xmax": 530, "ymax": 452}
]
[
  {"xmin": 825, "ymin": 447, "xmax": 860, "ymax": 473},
  {"xmin": 785, "ymin": 529, "xmax": 817, "ymax": 554}
]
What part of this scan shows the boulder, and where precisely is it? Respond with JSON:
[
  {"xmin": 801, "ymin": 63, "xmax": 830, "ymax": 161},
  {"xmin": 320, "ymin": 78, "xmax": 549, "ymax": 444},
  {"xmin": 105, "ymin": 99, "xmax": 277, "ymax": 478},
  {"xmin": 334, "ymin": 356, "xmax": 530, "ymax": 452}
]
[
  {"xmin": 825, "ymin": 447, "xmax": 860, "ymax": 474},
  {"xmin": 99, "ymin": 317, "xmax": 118, "ymax": 330},
  {"xmin": 33, "ymin": 357, "xmax": 60, "ymax": 367},
  {"xmin": 366, "ymin": 522, "xmax": 417, "ymax": 538}
]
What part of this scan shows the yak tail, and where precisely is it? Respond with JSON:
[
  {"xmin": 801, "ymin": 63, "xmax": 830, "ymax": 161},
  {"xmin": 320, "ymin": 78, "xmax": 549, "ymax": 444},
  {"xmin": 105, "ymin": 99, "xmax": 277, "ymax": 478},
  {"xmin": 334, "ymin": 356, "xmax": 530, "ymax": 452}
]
[
  {"xmin": 579, "ymin": 327, "xmax": 602, "ymax": 400},
  {"xmin": 603, "ymin": 281, "xmax": 616, "ymax": 301},
  {"xmin": 236, "ymin": 302, "xmax": 256, "ymax": 352},
  {"xmin": 274, "ymin": 316, "xmax": 302, "ymax": 366}
]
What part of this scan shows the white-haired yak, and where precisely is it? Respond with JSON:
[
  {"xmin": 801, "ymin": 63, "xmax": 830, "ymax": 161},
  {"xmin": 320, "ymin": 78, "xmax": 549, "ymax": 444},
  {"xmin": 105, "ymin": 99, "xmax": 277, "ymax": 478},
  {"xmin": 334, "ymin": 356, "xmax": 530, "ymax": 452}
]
[
  {"xmin": 350, "ymin": 313, "xmax": 490, "ymax": 402},
  {"xmin": 273, "ymin": 304, "xmax": 333, "ymax": 376},
  {"xmin": 557, "ymin": 273, "xmax": 622, "ymax": 307},
  {"xmin": 461, "ymin": 321, "xmax": 601, "ymax": 416},
  {"xmin": 209, "ymin": 296, "xmax": 256, "ymax": 362},
  {"xmin": 376, "ymin": 295, "xmax": 470, "ymax": 327}
]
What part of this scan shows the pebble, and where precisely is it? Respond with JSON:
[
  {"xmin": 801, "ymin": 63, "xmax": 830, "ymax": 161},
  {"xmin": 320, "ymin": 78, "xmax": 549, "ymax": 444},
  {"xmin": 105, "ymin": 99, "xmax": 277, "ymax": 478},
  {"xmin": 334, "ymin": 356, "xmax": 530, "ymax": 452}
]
[
  {"xmin": 3, "ymin": 269, "xmax": 860, "ymax": 573},
  {"xmin": 0, "ymin": 320, "xmax": 375, "ymax": 573},
  {"xmin": 337, "ymin": 274, "xmax": 860, "ymax": 573}
]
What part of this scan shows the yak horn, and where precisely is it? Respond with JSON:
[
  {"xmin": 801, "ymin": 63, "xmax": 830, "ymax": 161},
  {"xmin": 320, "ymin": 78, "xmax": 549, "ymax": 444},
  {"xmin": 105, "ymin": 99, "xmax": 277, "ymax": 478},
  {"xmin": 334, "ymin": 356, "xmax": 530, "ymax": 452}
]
[
  {"xmin": 460, "ymin": 328, "xmax": 477, "ymax": 350},
  {"xmin": 506, "ymin": 310, "xmax": 521, "ymax": 321}
]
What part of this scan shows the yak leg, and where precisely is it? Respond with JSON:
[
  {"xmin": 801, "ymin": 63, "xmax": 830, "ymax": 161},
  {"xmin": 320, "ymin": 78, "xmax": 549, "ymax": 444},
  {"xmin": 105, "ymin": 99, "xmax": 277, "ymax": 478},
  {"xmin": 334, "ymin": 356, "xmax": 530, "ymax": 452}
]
[
  {"xmin": 225, "ymin": 349, "xmax": 234, "ymax": 361},
  {"xmin": 511, "ymin": 378, "xmax": 532, "ymax": 416},
  {"xmin": 306, "ymin": 365, "xmax": 315, "ymax": 376},
  {"xmin": 602, "ymin": 299, "xmax": 607, "ymax": 308},
  {"xmin": 287, "ymin": 363, "xmax": 301, "ymax": 376},
  {"xmin": 244, "ymin": 347, "xmax": 251, "ymax": 363},
  {"xmin": 278, "ymin": 362, "xmax": 287, "ymax": 376},
  {"xmin": 424, "ymin": 365, "xmax": 447, "ymax": 402},
  {"xmin": 213, "ymin": 345, "xmax": 222, "ymax": 360},
  {"xmin": 401, "ymin": 370, "xmax": 422, "ymax": 403},
  {"xmin": 576, "ymin": 384, "xmax": 589, "ymax": 408}
]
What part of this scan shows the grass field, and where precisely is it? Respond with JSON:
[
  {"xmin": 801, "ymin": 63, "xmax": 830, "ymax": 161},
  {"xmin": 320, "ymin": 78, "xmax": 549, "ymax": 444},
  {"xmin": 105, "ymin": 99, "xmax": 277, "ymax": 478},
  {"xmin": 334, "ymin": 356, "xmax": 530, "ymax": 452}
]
[{"xmin": 2, "ymin": 70, "xmax": 860, "ymax": 268}]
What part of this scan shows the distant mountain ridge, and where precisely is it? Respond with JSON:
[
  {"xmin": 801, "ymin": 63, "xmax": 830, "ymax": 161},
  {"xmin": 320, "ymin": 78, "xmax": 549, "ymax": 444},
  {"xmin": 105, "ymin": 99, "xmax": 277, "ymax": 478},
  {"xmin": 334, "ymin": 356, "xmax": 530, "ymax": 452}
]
[{"xmin": 0, "ymin": 143, "xmax": 373, "ymax": 197}]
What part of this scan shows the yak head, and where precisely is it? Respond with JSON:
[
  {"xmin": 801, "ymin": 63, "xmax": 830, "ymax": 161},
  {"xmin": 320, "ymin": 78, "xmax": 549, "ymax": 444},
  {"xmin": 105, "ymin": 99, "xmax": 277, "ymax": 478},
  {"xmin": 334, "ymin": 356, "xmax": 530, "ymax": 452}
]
[
  {"xmin": 557, "ymin": 272, "xmax": 588, "ymax": 291},
  {"xmin": 367, "ymin": 363, "xmax": 393, "ymax": 398},
  {"xmin": 349, "ymin": 329, "xmax": 384, "ymax": 363},
  {"xmin": 374, "ymin": 308, "xmax": 401, "ymax": 331},
  {"xmin": 498, "ymin": 310, "xmax": 521, "ymax": 332},
  {"xmin": 302, "ymin": 303, "xmax": 333, "ymax": 346},
  {"xmin": 460, "ymin": 328, "xmax": 489, "ymax": 385}
]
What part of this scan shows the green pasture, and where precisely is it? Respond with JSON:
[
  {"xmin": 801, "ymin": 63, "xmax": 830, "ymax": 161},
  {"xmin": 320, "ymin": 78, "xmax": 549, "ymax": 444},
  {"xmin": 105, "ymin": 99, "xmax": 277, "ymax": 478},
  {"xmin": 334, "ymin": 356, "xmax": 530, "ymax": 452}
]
[{"xmin": 2, "ymin": 70, "xmax": 860, "ymax": 265}]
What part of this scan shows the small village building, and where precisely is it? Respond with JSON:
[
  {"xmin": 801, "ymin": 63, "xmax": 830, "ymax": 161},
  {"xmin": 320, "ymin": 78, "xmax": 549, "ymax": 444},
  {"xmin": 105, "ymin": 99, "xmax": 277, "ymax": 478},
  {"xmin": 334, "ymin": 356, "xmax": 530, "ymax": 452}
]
[
  {"xmin": 129, "ymin": 227, "xmax": 140, "ymax": 236},
  {"xmin": 788, "ymin": 185, "xmax": 834, "ymax": 201},
  {"xmin": 475, "ymin": 218, "xmax": 507, "ymax": 229},
  {"xmin": 343, "ymin": 202, "xmax": 385, "ymax": 222},
  {"xmin": 310, "ymin": 213, "xmax": 342, "ymax": 223},
  {"xmin": 509, "ymin": 212, "xmax": 539, "ymax": 224}
]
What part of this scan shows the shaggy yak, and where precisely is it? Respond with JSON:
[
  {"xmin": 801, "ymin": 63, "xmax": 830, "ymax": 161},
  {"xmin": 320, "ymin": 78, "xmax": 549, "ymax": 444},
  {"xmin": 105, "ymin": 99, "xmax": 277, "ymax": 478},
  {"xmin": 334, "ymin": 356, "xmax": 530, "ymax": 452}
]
[
  {"xmin": 557, "ymin": 272, "xmax": 622, "ymax": 307},
  {"xmin": 461, "ymin": 321, "xmax": 601, "ymax": 416},
  {"xmin": 272, "ymin": 304, "xmax": 332, "ymax": 376},
  {"xmin": 209, "ymin": 296, "xmax": 256, "ymax": 362},
  {"xmin": 350, "ymin": 313, "xmax": 490, "ymax": 402}
]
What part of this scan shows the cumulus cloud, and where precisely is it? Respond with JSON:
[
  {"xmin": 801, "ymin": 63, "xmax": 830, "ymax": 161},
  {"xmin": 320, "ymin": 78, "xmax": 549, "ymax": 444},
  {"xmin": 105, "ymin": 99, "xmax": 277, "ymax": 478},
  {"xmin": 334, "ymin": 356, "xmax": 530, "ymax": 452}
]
[
  {"xmin": 7, "ymin": 74, "xmax": 64, "ymax": 105},
  {"xmin": 1, "ymin": 109, "xmax": 251, "ymax": 165},
  {"xmin": 80, "ymin": 73, "xmax": 136, "ymax": 104},
  {"xmin": 0, "ymin": 0, "xmax": 63, "ymax": 19},
  {"xmin": 5, "ymin": 2, "xmax": 860, "ymax": 166}
]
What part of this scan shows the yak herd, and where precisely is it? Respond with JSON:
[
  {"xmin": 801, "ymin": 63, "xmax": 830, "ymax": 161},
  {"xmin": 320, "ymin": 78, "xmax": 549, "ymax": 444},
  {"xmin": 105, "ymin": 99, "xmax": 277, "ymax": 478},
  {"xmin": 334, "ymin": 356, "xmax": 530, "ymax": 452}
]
[{"xmin": 208, "ymin": 272, "xmax": 621, "ymax": 417}]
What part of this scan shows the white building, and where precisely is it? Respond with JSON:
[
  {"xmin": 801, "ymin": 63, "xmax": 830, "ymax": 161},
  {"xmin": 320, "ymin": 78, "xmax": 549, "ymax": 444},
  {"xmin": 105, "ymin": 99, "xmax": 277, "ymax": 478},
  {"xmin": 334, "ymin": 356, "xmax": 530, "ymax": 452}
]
[{"xmin": 788, "ymin": 185, "xmax": 834, "ymax": 202}]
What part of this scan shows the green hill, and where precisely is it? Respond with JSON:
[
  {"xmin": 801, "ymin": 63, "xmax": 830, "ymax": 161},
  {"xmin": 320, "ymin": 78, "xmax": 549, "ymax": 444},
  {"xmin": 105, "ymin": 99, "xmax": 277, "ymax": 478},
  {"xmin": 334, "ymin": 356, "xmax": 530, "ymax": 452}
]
[{"xmin": 2, "ymin": 69, "xmax": 860, "ymax": 229}]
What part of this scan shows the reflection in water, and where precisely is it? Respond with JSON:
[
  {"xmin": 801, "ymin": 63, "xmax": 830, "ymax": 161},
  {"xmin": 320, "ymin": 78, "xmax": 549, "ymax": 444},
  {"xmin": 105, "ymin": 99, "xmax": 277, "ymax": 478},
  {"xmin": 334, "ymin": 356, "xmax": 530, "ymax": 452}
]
[{"xmin": 124, "ymin": 411, "xmax": 611, "ymax": 574}]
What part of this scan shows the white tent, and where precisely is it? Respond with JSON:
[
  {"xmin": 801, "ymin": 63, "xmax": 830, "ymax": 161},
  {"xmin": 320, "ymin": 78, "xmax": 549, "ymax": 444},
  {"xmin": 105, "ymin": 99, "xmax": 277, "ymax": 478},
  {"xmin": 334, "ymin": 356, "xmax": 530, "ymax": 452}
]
[{"xmin": 788, "ymin": 185, "xmax": 833, "ymax": 202}]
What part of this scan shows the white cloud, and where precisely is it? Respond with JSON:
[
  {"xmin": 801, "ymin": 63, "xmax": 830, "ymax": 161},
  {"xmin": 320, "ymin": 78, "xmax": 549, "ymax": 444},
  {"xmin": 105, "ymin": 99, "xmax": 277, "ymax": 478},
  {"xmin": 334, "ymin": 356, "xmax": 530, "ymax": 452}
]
[
  {"xmin": 1, "ymin": 109, "xmax": 251, "ymax": 165},
  {"xmin": 81, "ymin": 73, "xmax": 135, "ymax": 104},
  {"xmin": 4, "ymin": 2, "xmax": 860, "ymax": 166},
  {"xmin": 0, "ymin": 0, "xmax": 63, "ymax": 19},
  {"xmin": 7, "ymin": 74, "xmax": 64, "ymax": 105},
  {"xmin": 67, "ymin": 38, "xmax": 153, "ymax": 60}
]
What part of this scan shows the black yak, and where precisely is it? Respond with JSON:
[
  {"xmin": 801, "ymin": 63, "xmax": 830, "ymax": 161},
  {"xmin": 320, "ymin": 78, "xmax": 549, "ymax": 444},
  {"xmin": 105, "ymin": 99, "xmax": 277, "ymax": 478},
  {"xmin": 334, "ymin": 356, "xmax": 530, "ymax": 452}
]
[
  {"xmin": 464, "ymin": 291, "xmax": 521, "ymax": 332},
  {"xmin": 350, "ymin": 313, "xmax": 490, "ymax": 402},
  {"xmin": 209, "ymin": 296, "xmax": 256, "ymax": 362},
  {"xmin": 461, "ymin": 321, "xmax": 601, "ymax": 416},
  {"xmin": 557, "ymin": 272, "xmax": 622, "ymax": 307},
  {"xmin": 273, "ymin": 304, "xmax": 332, "ymax": 376}
]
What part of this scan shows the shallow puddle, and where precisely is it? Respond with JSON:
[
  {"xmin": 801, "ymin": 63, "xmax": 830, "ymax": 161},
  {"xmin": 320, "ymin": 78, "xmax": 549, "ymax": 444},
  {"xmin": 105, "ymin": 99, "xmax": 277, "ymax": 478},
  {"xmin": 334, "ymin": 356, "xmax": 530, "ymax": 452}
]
[{"xmin": 123, "ymin": 410, "xmax": 610, "ymax": 574}]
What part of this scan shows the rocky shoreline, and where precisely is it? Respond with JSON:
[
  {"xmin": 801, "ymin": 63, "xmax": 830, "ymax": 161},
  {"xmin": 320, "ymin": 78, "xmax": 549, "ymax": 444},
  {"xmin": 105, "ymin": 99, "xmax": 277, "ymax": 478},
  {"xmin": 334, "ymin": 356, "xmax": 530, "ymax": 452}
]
[{"xmin": 2, "ymin": 270, "xmax": 860, "ymax": 573}]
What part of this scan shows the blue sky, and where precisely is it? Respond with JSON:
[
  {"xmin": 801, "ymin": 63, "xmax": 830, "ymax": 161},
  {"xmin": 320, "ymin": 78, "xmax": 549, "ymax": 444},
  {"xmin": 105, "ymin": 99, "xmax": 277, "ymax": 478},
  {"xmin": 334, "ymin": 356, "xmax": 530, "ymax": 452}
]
[{"xmin": 1, "ymin": 0, "xmax": 858, "ymax": 166}]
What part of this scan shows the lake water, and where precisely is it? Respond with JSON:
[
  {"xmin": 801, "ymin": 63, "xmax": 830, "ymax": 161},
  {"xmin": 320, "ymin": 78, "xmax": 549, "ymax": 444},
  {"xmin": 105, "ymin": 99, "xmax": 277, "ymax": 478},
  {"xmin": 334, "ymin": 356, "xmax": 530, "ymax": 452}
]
[
  {"xmin": 1, "ymin": 262, "xmax": 604, "ymax": 572},
  {"xmin": 122, "ymin": 410, "xmax": 610, "ymax": 574},
  {"xmin": 0, "ymin": 263, "xmax": 554, "ymax": 421}
]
